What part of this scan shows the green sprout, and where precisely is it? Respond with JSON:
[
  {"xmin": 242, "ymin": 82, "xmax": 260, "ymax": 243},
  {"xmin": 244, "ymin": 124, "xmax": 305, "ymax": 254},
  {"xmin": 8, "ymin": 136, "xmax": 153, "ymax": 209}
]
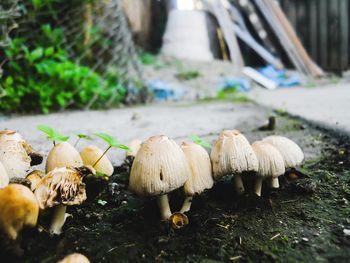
[
  {"xmin": 189, "ymin": 135, "xmax": 212, "ymax": 149},
  {"xmin": 93, "ymin": 132, "xmax": 130, "ymax": 167},
  {"xmin": 37, "ymin": 124, "xmax": 69, "ymax": 145},
  {"xmin": 74, "ymin": 133, "xmax": 93, "ymax": 147}
]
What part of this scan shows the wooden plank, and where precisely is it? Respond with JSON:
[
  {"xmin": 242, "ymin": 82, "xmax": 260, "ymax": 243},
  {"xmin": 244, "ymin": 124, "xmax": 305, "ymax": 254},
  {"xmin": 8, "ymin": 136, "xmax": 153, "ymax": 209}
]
[
  {"xmin": 339, "ymin": 0, "xmax": 349, "ymax": 70},
  {"xmin": 243, "ymin": 67, "xmax": 278, "ymax": 90},
  {"xmin": 205, "ymin": 0, "xmax": 244, "ymax": 69}
]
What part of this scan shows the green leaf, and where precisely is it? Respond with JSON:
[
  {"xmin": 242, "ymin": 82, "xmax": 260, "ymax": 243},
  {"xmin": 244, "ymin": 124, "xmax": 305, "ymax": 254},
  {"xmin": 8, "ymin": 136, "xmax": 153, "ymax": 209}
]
[
  {"xmin": 97, "ymin": 199, "xmax": 107, "ymax": 206},
  {"xmin": 189, "ymin": 135, "xmax": 212, "ymax": 149},
  {"xmin": 28, "ymin": 47, "xmax": 44, "ymax": 62},
  {"xmin": 37, "ymin": 124, "xmax": 70, "ymax": 142},
  {"xmin": 74, "ymin": 133, "xmax": 93, "ymax": 140},
  {"xmin": 94, "ymin": 132, "xmax": 130, "ymax": 150}
]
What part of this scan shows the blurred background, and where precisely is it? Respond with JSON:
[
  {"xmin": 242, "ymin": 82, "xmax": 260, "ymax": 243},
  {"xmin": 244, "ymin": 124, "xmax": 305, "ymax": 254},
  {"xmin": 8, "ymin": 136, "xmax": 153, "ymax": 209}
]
[{"xmin": 0, "ymin": 0, "xmax": 349, "ymax": 114}]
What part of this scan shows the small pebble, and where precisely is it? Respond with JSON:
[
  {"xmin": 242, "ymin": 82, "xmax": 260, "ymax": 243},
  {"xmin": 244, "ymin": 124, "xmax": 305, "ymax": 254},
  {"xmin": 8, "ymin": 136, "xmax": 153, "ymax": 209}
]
[
  {"xmin": 302, "ymin": 237, "xmax": 309, "ymax": 242},
  {"xmin": 343, "ymin": 229, "xmax": 350, "ymax": 236}
]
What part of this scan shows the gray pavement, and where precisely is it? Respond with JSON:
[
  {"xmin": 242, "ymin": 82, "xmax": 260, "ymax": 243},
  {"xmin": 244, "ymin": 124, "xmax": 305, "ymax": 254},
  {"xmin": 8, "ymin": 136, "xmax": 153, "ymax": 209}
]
[
  {"xmin": 248, "ymin": 82, "xmax": 350, "ymax": 134},
  {"xmin": 0, "ymin": 102, "xmax": 269, "ymax": 165}
]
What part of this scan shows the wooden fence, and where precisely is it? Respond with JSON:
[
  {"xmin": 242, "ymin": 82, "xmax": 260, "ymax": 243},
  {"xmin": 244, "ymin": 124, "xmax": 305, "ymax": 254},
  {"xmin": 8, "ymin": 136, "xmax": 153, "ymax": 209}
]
[{"xmin": 279, "ymin": 0, "xmax": 349, "ymax": 73}]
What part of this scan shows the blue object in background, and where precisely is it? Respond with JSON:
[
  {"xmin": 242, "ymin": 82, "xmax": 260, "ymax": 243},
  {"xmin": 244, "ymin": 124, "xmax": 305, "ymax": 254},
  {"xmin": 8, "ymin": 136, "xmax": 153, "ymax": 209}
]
[
  {"xmin": 259, "ymin": 65, "xmax": 301, "ymax": 87},
  {"xmin": 217, "ymin": 77, "xmax": 251, "ymax": 92},
  {"xmin": 147, "ymin": 79, "xmax": 185, "ymax": 101}
]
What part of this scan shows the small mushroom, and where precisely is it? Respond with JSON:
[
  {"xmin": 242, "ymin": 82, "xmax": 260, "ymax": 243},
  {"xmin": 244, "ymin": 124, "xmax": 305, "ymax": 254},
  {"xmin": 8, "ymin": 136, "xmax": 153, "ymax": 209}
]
[
  {"xmin": 57, "ymin": 253, "xmax": 90, "ymax": 263},
  {"xmin": 125, "ymin": 138, "xmax": 142, "ymax": 158},
  {"xmin": 34, "ymin": 166, "xmax": 93, "ymax": 235},
  {"xmin": 180, "ymin": 142, "xmax": 214, "ymax": 213},
  {"xmin": 26, "ymin": 170, "xmax": 45, "ymax": 191},
  {"xmin": 46, "ymin": 142, "xmax": 83, "ymax": 173},
  {"xmin": 0, "ymin": 161, "xmax": 9, "ymax": 189},
  {"xmin": 80, "ymin": 145, "xmax": 114, "ymax": 176},
  {"xmin": 129, "ymin": 135, "xmax": 189, "ymax": 222},
  {"xmin": 251, "ymin": 141, "xmax": 285, "ymax": 196},
  {"xmin": 263, "ymin": 135, "xmax": 304, "ymax": 187},
  {"xmin": 0, "ymin": 184, "xmax": 39, "ymax": 240},
  {"xmin": 0, "ymin": 140, "xmax": 31, "ymax": 179},
  {"xmin": 211, "ymin": 130, "xmax": 258, "ymax": 195},
  {"xmin": 0, "ymin": 130, "xmax": 43, "ymax": 166}
]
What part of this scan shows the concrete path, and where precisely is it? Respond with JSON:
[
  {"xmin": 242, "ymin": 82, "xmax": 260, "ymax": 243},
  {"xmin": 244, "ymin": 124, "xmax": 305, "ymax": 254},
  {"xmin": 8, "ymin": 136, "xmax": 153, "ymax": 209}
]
[
  {"xmin": 248, "ymin": 82, "xmax": 350, "ymax": 134},
  {"xmin": 0, "ymin": 102, "xmax": 268, "ymax": 165}
]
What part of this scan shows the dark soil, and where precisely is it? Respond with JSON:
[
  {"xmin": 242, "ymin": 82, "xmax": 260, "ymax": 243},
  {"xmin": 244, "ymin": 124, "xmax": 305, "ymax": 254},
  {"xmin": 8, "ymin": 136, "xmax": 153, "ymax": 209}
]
[{"xmin": 1, "ymin": 116, "xmax": 350, "ymax": 263}]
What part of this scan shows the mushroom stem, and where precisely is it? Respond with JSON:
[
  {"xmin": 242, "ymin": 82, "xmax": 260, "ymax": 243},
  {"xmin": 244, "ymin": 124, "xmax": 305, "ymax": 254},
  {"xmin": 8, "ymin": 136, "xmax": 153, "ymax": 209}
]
[
  {"xmin": 50, "ymin": 204, "xmax": 67, "ymax": 235},
  {"xmin": 157, "ymin": 194, "xmax": 172, "ymax": 220},
  {"xmin": 233, "ymin": 174, "xmax": 245, "ymax": 195},
  {"xmin": 254, "ymin": 177, "xmax": 263, "ymax": 197},
  {"xmin": 180, "ymin": 196, "xmax": 193, "ymax": 213},
  {"xmin": 270, "ymin": 177, "xmax": 280, "ymax": 188}
]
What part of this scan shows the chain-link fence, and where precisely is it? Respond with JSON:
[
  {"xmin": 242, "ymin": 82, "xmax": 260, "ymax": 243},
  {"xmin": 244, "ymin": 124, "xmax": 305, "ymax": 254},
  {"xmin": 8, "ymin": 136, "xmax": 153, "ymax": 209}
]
[{"xmin": 0, "ymin": 0, "xmax": 145, "ymax": 113}]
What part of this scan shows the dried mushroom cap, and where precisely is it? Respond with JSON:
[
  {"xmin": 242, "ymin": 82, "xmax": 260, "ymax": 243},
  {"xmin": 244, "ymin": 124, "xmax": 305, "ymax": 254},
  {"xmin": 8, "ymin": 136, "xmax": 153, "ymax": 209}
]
[
  {"xmin": 0, "ymin": 184, "xmax": 39, "ymax": 240},
  {"xmin": 252, "ymin": 141, "xmax": 285, "ymax": 178},
  {"xmin": 58, "ymin": 253, "xmax": 90, "ymax": 263},
  {"xmin": 35, "ymin": 167, "xmax": 87, "ymax": 209},
  {"xmin": 0, "ymin": 140, "xmax": 31, "ymax": 179},
  {"xmin": 126, "ymin": 138, "xmax": 142, "ymax": 157},
  {"xmin": 181, "ymin": 142, "xmax": 213, "ymax": 196},
  {"xmin": 46, "ymin": 142, "xmax": 83, "ymax": 173},
  {"xmin": 129, "ymin": 135, "xmax": 189, "ymax": 196},
  {"xmin": 262, "ymin": 135, "xmax": 304, "ymax": 168},
  {"xmin": 0, "ymin": 130, "xmax": 23, "ymax": 143},
  {"xmin": 0, "ymin": 162, "xmax": 9, "ymax": 189},
  {"xmin": 211, "ymin": 130, "xmax": 258, "ymax": 179},
  {"xmin": 26, "ymin": 170, "xmax": 45, "ymax": 191},
  {"xmin": 80, "ymin": 145, "xmax": 113, "ymax": 176}
]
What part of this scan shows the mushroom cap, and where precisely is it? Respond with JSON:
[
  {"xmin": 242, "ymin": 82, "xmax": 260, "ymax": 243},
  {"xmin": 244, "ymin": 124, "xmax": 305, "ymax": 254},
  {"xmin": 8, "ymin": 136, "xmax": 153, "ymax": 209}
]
[
  {"xmin": 181, "ymin": 142, "xmax": 214, "ymax": 196},
  {"xmin": 129, "ymin": 135, "xmax": 189, "ymax": 196},
  {"xmin": 0, "ymin": 184, "xmax": 39, "ymax": 240},
  {"xmin": 0, "ymin": 130, "xmax": 23, "ymax": 143},
  {"xmin": 46, "ymin": 142, "xmax": 83, "ymax": 173},
  {"xmin": 0, "ymin": 162, "xmax": 9, "ymax": 189},
  {"xmin": 126, "ymin": 139, "xmax": 142, "ymax": 157},
  {"xmin": 0, "ymin": 140, "xmax": 31, "ymax": 179},
  {"xmin": 210, "ymin": 130, "xmax": 258, "ymax": 179},
  {"xmin": 34, "ymin": 167, "xmax": 87, "ymax": 210},
  {"xmin": 26, "ymin": 170, "xmax": 45, "ymax": 191},
  {"xmin": 58, "ymin": 253, "xmax": 90, "ymax": 263},
  {"xmin": 262, "ymin": 135, "xmax": 304, "ymax": 168},
  {"xmin": 80, "ymin": 145, "xmax": 114, "ymax": 176},
  {"xmin": 252, "ymin": 141, "xmax": 285, "ymax": 178}
]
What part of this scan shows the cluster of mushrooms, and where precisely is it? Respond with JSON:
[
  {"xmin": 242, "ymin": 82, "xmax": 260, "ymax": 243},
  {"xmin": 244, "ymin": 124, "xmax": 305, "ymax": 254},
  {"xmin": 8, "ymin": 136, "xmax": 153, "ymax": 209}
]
[{"xmin": 0, "ymin": 128, "xmax": 304, "ymax": 260}]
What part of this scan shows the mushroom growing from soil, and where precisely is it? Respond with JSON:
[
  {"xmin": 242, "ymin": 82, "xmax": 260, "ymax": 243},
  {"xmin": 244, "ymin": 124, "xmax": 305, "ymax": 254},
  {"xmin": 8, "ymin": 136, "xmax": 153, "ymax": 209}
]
[
  {"xmin": 129, "ymin": 135, "xmax": 189, "ymax": 224},
  {"xmin": 211, "ymin": 130, "xmax": 258, "ymax": 195},
  {"xmin": 0, "ymin": 140, "xmax": 31, "ymax": 179},
  {"xmin": 26, "ymin": 170, "xmax": 45, "ymax": 191},
  {"xmin": 58, "ymin": 253, "xmax": 90, "ymax": 263},
  {"xmin": 262, "ymin": 135, "xmax": 304, "ymax": 188},
  {"xmin": 0, "ymin": 184, "xmax": 39, "ymax": 240},
  {"xmin": 180, "ymin": 142, "xmax": 214, "ymax": 213},
  {"xmin": 0, "ymin": 130, "xmax": 43, "ymax": 166},
  {"xmin": 251, "ymin": 141, "xmax": 285, "ymax": 196},
  {"xmin": 80, "ymin": 145, "xmax": 114, "ymax": 177},
  {"xmin": 46, "ymin": 142, "xmax": 83, "ymax": 173},
  {"xmin": 126, "ymin": 138, "xmax": 142, "ymax": 159},
  {"xmin": 34, "ymin": 166, "xmax": 94, "ymax": 235},
  {"xmin": 0, "ymin": 162, "xmax": 9, "ymax": 189}
]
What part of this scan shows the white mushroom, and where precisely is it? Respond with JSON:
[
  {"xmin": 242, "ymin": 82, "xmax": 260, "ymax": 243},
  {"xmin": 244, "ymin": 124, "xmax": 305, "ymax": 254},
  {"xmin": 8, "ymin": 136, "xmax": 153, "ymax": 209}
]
[
  {"xmin": 211, "ymin": 130, "xmax": 258, "ymax": 195},
  {"xmin": 58, "ymin": 253, "xmax": 90, "ymax": 263},
  {"xmin": 0, "ymin": 140, "xmax": 31, "ymax": 179},
  {"xmin": 125, "ymin": 138, "xmax": 142, "ymax": 158},
  {"xmin": 0, "ymin": 162, "xmax": 9, "ymax": 189},
  {"xmin": 0, "ymin": 184, "xmax": 39, "ymax": 240},
  {"xmin": 252, "ymin": 141, "xmax": 285, "ymax": 196},
  {"xmin": 34, "ymin": 166, "xmax": 93, "ymax": 235},
  {"xmin": 80, "ymin": 145, "xmax": 114, "ymax": 176},
  {"xmin": 46, "ymin": 142, "xmax": 83, "ymax": 173},
  {"xmin": 129, "ymin": 135, "xmax": 189, "ymax": 221},
  {"xmin": 180, "ymin": 142, "xmax": 213, "ymax": 213},
  {"xmin": 262, "ymin": 135, "xmax": 304, "ymax": 168}
]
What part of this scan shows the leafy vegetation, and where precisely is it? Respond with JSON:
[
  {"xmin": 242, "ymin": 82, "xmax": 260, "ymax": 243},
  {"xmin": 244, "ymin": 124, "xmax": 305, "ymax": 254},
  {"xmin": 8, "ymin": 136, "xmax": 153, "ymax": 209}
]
[
  {"xmin": 0, "ymin": 0, "xmax": 127, "ymax": 113},
  {"xmin": 37, "ymin": 124, "xmax": 69, "ymax": 143},
  {"xmin": 189, "ymin": 135, "xmax": 212, "ymax": 149}
]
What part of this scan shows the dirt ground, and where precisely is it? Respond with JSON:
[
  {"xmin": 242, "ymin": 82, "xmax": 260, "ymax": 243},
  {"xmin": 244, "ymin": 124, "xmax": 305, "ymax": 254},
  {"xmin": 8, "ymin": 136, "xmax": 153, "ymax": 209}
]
[{"xmin": 1, "ymin": 112, "xmax": 349, "ymax": 263}]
